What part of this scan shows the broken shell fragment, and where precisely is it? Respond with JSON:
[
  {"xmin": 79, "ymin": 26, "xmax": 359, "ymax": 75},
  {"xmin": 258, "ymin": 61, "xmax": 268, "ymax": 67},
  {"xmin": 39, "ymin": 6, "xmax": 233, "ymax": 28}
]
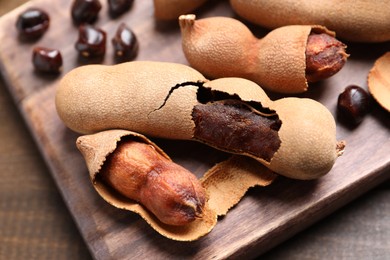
[
  {"xmin": 368, "ymin": 52, "xmax": 390, "ymax": 112},
  {"xmin": 56, "ymin": 61, "xmax": 345, "ymax": 180}
]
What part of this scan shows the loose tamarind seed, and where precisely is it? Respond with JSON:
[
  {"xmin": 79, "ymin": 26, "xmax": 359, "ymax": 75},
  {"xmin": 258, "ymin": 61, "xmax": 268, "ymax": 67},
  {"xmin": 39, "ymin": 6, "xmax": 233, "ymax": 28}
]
[
  {"xmin": 179, "ymin": 15, "xmax": 348, "ymax": 94},
  {"xmin": 16, "ymin": 8, "xmax": 50, "ymax": 40},
  {"xmin": 153, "ymin": 0, "xmax": 208, "ymax": 20},
  {"xmin": 337, "ymin": 85, "xmax": 370, "ymax": 125},
  {"xmin": 100, "ymin": 138, "xmax": 206, "ymax": 226},
  {"xmin": 32, "ymin": 47, "xmax": 63, "ymax": 74},
  {"xmin": 229, "ymin": 0, "xmax": 390, "ymax": 43},
  {"xmin": 75, "ymin": 25, "xmax": 106, "ymax": 58},
  {"xmin": 71, "ymin": 0, "xmax": 102, "ymax": 25},
  {"xmin": 56, "ymin": 61, "xmax": 345, "ymax": 180},
  {"xmin": 112, "ymin": 23, "xmax": 139, "ymax": 62}
]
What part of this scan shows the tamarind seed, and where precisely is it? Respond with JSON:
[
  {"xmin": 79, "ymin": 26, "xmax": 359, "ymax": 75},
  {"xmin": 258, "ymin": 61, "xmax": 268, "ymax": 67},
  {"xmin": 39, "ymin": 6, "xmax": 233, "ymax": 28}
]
[
  {"xmin": 305, "ymin": 33, "xmax": 348, "ymax": 82},
  {"xmin": 75, "ymin": 25, "xmax": 106, "ymax": 58},
  {"xmin": 32, "ymin": 47, "xmax": 63, "ymax": 74},
  {"xmin": 112, "ymin": 23, "xmax": 139, "ymax": 62},
  {"xmin": 100, "ymin": 139, "xmax": 206, "ymax": 226},
  {"xmin": 16, "ymin": 8, "xmax": 50, "ymax": 40},
  {"xmin": 337, "ymin": 85, "xmax": 370, "ymax": 125},
  {"xmin": 108, "ymin": 0, "xmax": 133, "ymax": 18},
  {"xmin": 192, "ymin": 99, "xmax": 281, "ymax": 161},
  {"xmin": 71, "ymin": 0, "xmax": 102, "ymax": 25}
]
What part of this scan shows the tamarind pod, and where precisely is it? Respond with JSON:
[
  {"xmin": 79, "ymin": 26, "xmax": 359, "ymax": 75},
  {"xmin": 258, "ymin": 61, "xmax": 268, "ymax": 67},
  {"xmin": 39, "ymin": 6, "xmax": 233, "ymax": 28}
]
[
  {"xmin": 230, "ymin": 0, "xmax": 390, "ymax": 43},
  {"xmin": 77, "ymin": 129, "xmax": 276, "ymax": 240},
  {"xmin": 179, "ymin": 15, "xmax": 347, "ymax": 94},
  {"xmin": 153, "ymin": 0, "xmax": 208, "ymax": 20},
  {"xmin": 76, "ymin": 129, "xmax": 217, "ymax": 241},
  {"xmin": 56, "ymin": 61, "xmax": 345, "ymax": 180}
]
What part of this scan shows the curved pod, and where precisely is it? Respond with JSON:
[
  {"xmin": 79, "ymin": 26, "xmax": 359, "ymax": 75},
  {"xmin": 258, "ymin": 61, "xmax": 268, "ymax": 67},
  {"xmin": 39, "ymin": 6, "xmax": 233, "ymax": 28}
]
[
  {"xmin": 230, "ymin": 0, "xmax": 390, "ymax": 43},
  {"xmin": 56, "ymin": 61, "xmax": 345, "ymax": 179},
  {"xmin": 179, "ymin": 15, "xmax": 347, "ymax": 94}
]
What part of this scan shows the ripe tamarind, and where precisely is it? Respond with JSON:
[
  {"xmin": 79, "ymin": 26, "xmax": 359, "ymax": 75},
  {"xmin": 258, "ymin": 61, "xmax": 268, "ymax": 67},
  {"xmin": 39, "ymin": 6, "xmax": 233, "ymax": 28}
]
[
  {"xmin": 229, "ymin": 0, "xmax": 390, "ymax": 43},
  {"xmin": 56, "ymin": 61, "xmax": 345, "ymax": 180},
  {"xmin": 179, "ymin": 15, "xmax": 348, "ymax": 94}
]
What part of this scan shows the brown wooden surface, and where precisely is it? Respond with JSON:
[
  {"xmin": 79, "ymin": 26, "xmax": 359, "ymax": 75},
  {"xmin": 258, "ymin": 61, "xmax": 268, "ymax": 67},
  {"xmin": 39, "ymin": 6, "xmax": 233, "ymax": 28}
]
[{"xmin": 0, "ymin": 0, "xmax": 389, "ymax": 259}]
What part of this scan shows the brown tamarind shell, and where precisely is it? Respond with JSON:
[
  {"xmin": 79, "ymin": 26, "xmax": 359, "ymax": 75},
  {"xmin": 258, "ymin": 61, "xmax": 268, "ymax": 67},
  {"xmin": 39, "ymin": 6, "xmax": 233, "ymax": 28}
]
[
  {"xmin": 230, "ymin": 0, "xmax": 390, "ymax": 43},
  {"xmin": 56, "ymin": 61, "xmax": 344, "ymax": 180},
  {"xmin": 179, "ymin": 15, "xmax": 335, "ymax": 94},
  {"xmin": 76, "ymin": 129, "xmax": 275, "ymax": 241},
  {"xmin": 368, "ymin": 52, "xmax": 390, "ymax": 112}
]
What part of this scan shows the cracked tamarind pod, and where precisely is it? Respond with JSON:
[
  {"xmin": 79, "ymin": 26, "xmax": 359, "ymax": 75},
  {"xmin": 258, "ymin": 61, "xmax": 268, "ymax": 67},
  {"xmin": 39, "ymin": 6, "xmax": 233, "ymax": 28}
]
[
  {"xmin": 229, "ymin": 0, "xmax": 390, "ymax": 43},
  {"xmin": 76, "ymin": 129, "xmax": 216, "ymax": 241},
  {"xmin": 76, "ymin": 129, "xmax": 276, "ymax": 241},
  {"xmin": 153, "ymin": 0, "xmax": 208, "ymax": 20},
  {"xmin": 179, "ymin": 15, "xmax": 348, "ymax": 94},
  {"xmin": 56, "ymin": 61, "xmax": 345, "ymax": 180}
]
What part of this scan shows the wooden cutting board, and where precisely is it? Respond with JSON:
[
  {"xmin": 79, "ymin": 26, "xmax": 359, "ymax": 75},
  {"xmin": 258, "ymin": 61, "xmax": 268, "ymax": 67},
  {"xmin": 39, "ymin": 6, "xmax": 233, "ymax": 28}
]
[{"xmin": 0, "ymin": 1, "xmax": 389, "ymax": 259}]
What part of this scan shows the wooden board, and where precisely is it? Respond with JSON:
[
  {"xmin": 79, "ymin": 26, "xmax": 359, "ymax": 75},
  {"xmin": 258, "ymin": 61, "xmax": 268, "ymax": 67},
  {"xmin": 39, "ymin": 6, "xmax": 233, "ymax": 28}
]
[{"xmin": 0, "ymin": 1, "xmax": 389, "ymax": 259}]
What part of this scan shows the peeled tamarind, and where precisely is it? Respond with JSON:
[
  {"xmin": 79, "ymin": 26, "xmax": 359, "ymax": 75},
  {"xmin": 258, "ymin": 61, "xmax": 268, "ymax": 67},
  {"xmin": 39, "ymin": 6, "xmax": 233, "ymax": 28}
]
[
  {"xmin": 56, "ymin": 61, "xmax": 345, "ymax": 180},
  {"xmin": 179, "ymin": 15, "xmax": 348, "ymax": 94}
]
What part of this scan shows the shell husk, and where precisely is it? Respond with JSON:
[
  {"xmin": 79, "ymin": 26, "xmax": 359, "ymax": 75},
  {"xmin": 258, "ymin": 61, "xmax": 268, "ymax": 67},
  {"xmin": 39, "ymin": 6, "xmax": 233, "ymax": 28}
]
[
  {"xmin": 367, "ymin": 52, "xmax": 390, "ymax": 112},
  {"xmin": 230, "ymin": 0, "xmax": 390, "ymax": 43},
  {"xmin": 255, "ymin": 25, "xmax": 333, "ymax": 93},
  {"xmin": 201, "ymin": 155, "xmax": 276, "ymax": 216},
  {"xmin": 179, "ymin": 15, "xmax": 334, "ymax": 93},
  {"xmin": 266, "ymin": 98, "xmax": 343, "ymax": 179},
  {"xmin": 153, "ymin": 0, "xmax": 208, "ymax": 20},
  {"xmin": 76, "ymin": 129, "xmax": 275, "ymax": 241}
]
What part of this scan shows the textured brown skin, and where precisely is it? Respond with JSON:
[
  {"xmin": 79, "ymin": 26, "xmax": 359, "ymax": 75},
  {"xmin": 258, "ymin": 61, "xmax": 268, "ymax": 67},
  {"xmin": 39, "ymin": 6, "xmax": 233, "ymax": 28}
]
[
  {"xmin": 179, "ymin": 15, "xmax": 347, "ymax": 94},
  {"xmin": 101, "ymin": 140, "xmax": 206, "ymax": 226},
  {"xmin": 153, "ymin": 0, "xmax": 208, "ymax": 20},
  {"xmin": 230, "ymin": 0, "xmax": 390, "ymax": 43},
  {"xmin": 56, "ymin": 61, "xmax": 206, "ymax": 137},
  {"xmin": 57, "ymin": 62, "xmax": 344, "ymax": 180}
]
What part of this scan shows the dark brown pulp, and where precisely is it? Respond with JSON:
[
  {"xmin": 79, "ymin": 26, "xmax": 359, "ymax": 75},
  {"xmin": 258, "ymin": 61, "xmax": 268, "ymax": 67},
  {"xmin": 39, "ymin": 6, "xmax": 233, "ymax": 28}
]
[
  {"xmin": 192, "ymin": 99, "xmax": 281, "ymax": 162},
  {"xmin": 305, "ymin": 32, "xmax": 348, "ymax": 82}
]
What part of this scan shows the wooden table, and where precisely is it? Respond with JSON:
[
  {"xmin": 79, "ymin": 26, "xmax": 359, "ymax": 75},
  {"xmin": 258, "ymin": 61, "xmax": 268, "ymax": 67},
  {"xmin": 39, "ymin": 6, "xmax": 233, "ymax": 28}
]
[{"xmin": 0, "ymin": 1, "xmax": 388, "ymax": 259}]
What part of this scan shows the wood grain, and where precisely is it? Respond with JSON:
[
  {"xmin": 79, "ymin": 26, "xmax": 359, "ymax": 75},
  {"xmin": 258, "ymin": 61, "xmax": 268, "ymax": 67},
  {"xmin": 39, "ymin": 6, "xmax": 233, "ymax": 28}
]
[{"xmin": 0, "ymin": 0, "xmax": 389, "ymax": 259}]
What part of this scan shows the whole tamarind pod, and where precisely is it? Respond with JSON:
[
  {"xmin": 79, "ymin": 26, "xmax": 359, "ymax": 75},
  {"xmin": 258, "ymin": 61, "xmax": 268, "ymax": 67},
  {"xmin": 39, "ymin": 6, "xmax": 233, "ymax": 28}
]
[
  {"xmin": 56, "ymin": 61, "xmax": 345, "ymax": 180},
  {"xmin": 76, "ymin": 129, "xmax": 217, "ymax": 240},
  {"xmin": 153, "ymin": 0, "xmax": 208, "ymax": 20},
  {"xmin": 179, "ymin": 15, "xmax": 348, "ymax": 94},
  {"xmin": 230, "ymin": 0, "xmax": 390, "ymax": 43}
]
